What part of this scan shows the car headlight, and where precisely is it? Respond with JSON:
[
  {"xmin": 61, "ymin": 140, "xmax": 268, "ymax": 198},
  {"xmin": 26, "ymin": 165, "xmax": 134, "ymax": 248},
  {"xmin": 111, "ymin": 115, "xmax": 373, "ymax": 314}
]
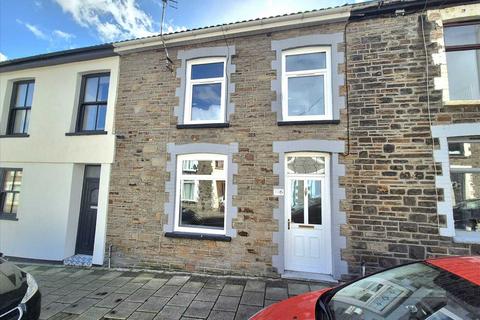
[{"xmin": 21, "ymin": 273, "xmax": 38, "ymax": 303}]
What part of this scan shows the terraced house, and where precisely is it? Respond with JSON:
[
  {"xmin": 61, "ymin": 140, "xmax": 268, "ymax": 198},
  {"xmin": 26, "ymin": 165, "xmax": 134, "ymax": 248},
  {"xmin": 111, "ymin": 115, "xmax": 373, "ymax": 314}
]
[{"xmin": 1, "ymin": 0, "xmax": 479, "ymax": 282}]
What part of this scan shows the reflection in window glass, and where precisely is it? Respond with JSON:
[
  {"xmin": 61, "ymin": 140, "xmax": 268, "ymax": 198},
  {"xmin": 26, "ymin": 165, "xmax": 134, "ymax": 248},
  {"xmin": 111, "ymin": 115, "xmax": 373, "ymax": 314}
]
[
  {"xmin": 176, "ymin": 156, "xmax": 227, "ymax": 233},
  {"xmin": 78, "ymin": 74, "xmax": 110, "ymax": 132},
  {"xmin": 9, "ymin": 81, "xmax": 34, "ymax": 134},
  {"xmin": 290, "ymin": 179, "xmax": 304, "ymax": 224},
  {"xmin": 191, "ymin": 83, "xmax": 222, "ymax": 121},
  {"xmin": 0, "ymin": 169, "xmax": 23, "ymax": 215},
  {"xmin": 328, "ymin": 262, "xmax": 480, "ymax": 319},
  {"xmin": 286, "ymin": 52, "xmax": 326, "ymax": 72},
  {"xmin": 448, "ymin": 140, "xmax": 480, "ymax": 233},
  {"xmin": 446, "ymin": 50, "xmax": 480, "ymax": 100},
  {"xmin": 191, "ymin": 62, "xmax": 224, "ymax": 79},
  {"xmin": 287, "ymin": 156, "xmax": 325, "ymax": 174},
  {"xmin": 288, "ymin": 75, "xmax": 325, "ymax": 116}
]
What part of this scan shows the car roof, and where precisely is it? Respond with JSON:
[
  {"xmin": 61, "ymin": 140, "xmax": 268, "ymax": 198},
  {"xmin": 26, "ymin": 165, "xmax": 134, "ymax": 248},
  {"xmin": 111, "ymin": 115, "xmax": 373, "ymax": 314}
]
[{"xmin": 425, "ymin": 256, "xmax": 480, "ymax": 286}]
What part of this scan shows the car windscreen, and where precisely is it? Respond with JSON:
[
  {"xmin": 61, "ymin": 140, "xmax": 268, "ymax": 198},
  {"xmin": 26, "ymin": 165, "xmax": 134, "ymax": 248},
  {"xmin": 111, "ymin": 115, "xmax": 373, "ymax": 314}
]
[{"xmin": 326, "ymin": 262, "xmax": 480, "ymax": 319}]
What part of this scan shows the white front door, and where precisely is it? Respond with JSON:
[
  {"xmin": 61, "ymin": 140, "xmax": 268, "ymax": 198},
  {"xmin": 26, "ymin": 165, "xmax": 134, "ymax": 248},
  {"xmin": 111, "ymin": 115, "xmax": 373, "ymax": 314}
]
[{"xmin": 284, "ymin": 153, "xmax": 332, "ymax": 275}]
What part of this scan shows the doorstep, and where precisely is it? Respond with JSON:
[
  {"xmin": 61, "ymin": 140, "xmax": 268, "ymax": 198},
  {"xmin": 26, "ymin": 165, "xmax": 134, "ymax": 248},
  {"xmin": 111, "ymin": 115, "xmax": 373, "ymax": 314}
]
[
  {"xmin": 282, "ymin": 270, "xmax": 338, "ymax": 284},
  {"xmin": 63, "ymin": 254, "xmax": 93, "ymax": 267}
]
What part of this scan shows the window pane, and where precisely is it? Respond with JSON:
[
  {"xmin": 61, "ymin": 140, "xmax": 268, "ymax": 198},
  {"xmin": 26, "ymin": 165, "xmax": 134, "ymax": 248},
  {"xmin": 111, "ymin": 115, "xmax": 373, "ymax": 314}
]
[
  {"xmin": 96, "ymin": 104, "xmax": 107, "ymax": 130},
  {"xmin": 85, "ymin": 165, "xmax": 101, "ymax": 178},
  {"xmin": 328, "ymin": 263, "xmax": 480, "ymax": 318},
  {"xmin": 2, "ymin": 193, "xmax": 14, "ymax": 213},
  {"xmin": 448, "ymin": 141, "xmax": 480, "ymax": 166},
  {"xmin": 82, "ymin": 105, "xmax": 98, "ymax": 131},
  {"xmin": 12, "ymin": 110, "xmax": 27, "ymax": 134},
  {"xmin": 452, "ymin": 172, "xmax": 480, "ymax": 232},
  {"xmin": 97, "ymin": 76, "xmax": 110, "ymax": 101},
  {"xmin": 191, "ymin": 62, "xmax": 224, "ymax": 79},
  {"xmin": 445, "ymin": 23, "xmax": 480, "ymax": 47},
  {"xmin": 181, "ymin": 160, "xmax": 224, "ymax": 176},
  {"xmin": 290, "ymin": 179, "xmax": 304, "ymax": 224},
  {"xmin": 25, "ymin": 82, "xmax": 34, "ymax": 107},
  {"xmin": 307, "ymin": 180, "xmax": 322, "ymax": 225},
  {"xmin": 288, "ymin": 75, "xmax": 324, "ymax": 116},
  {"xmin": 84, "ymin": 77, "xmax": 99, "ymax": 102},
  {"xmin": 2, "ymin": 170, "xmax": 15, "ymax": 191},
  {"xmin": 12, "ymin": 171, "xmax": 22, "ymax": 192},
  {"xmin": 446, "ymin": 50, "xmax": 480, "ymax": 100},
  {"xmin": 15, "ymin": 83, "xmax": 28, "ymax": 107},
  {"xmin": 11, "ymin": 193, "xmax": 19, "ymax": 214},
  {"xmin": 180, "ymin": 179, "xmax": 225, "ymax": 229},
  {"xmin": 286, "ymin": 52, "xmax": 326, "ymax": 72},
  {"xmin": 182, "ymin": 181, "xmax": 196, "ymax": 201},
  {"xmin": 287, "ymin": 156, "xmax": 325, "ymax": 175},
  {"xmin": 191, "ymin": 83, "xmax": 222, "ymax": 121}
]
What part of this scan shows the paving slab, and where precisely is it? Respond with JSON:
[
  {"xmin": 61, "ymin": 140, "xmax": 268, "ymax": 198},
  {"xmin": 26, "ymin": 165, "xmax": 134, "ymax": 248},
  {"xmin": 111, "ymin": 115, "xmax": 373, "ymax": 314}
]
[
  {"xmin": 40, "ymin": 302, "xmax": 69, "ymax": 319},
  {"xmin": 105, "ymin": 301, "xmax": 142, "ymax": 319},
  {"xmin": 234, "ymin": 305, "xmax": 262, "ymax": 320},
  {"xmin": 95, "ymin": 292, "xmax": 130, "ymax": 308},
  {"xmin": 180, "ymin": 281, "xmax": 204, "ymax": 294},
  {"xmin": 207, "ymin": 310, "xmax": 235, "ymax": 320},
  {"xmin": 108, "ymin": 276, "xmax": 134, "ymax": 287},
  {"xmin": 288, "ymin": 282, "xmax": 310, "ymax": 296},
  {"xmin": 116, "ymin": 281, "xmax": 145, "ymax": 294},
  {"xmin": 244, "ymin": 280, "xmax": 265, "ymax": 293},
  {"xmin": 167, "ymin": 292, "xmax": 196, "ymax": 307},
  {"xmin": 143, "ymin": 278, "xmax": 168, "ymax": 291},
  {"xmin": 126, "ymin": 289, "xmax": 157, "ymax": 303},
  {"xmin": 212, "ymin": 296, "xmax": 240, "ymax": 312},
  {"xmin": 166, "ymin": 276, "xmax": 190, "ymax": 286},
  {"xmin": 62, "ymin": 297, "xmax": 99, "ymax": 315},
  {"xmin": 220, "ymin": 284, "xmax": 244, "ymax": 297},
  {"xmin": 194, "ymin": 288, "xmax": 221, "ymax": 302},
  {"xmin": 239, "ymin": 291, "xmax": 264, "ymax": 307},
  {"xmin": 128, "ymin": 311, "xmax": 157, "ymax": 320},
  {"xmin": 265, "ymin": 287, "xmax": 288, "ymax": 301},
  {"xmin": 56, "ymin": 289, "xmax": 91, "ymax": 304},
  {"xmin": 154, "ymin": 285, "xmax": 181, "ymax": 298},
  {"xmin": 154, "ymin": 305, "xmax": 187, "ymax": 320},
  {"xmin": 137, "ymin": 296, "xmax": 169, "ymax": 313},
  {"xmin": 183, "ymin": 301, "xmax": 215, "ymax": 319},
  {"xmin": 76, "ymin": 307, "xmax": 111, "ymax": 320}
]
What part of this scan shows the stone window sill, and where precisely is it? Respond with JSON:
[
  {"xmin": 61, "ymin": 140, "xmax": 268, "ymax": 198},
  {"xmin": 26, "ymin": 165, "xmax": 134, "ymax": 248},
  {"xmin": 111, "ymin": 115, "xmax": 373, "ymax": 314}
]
[
  {"xmin": 164, "ymin": 231, "xmax": 231, "ymax": 242},
  {"xmin": 278, "ymin": 120, "xmax": 340, "ymax": 126},
  {"xmin": 444, "ymin": 100, "xmax": 480, "ymax": 107},
  {"xmin": 0, "ymin": 213, "xmax": 18, "ymax": 221},
  {"xmin": 177, "ymin": 123, "xmax": 230, "ymax": 129},
  {"xmin": 0, "ymin": 134, "xmax": 29, "ymax": 138},
  {"xmin": 65, "ymin": 131, "xmax": 108, "ymax": 136}
]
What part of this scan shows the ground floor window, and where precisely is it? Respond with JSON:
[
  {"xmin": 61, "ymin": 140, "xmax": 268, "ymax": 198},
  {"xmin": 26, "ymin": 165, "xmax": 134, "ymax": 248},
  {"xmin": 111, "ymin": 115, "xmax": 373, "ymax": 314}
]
[
  {"xmin": 175, "ymin": 154, "xmax": 227, "ymax": 234},
  {"xmin": 448, "ymin": 138, "xmax": 480, "ymax": 235},
  {"xmin": 0, "ymin": 168, "xmax": 23, "ymax": 218}
]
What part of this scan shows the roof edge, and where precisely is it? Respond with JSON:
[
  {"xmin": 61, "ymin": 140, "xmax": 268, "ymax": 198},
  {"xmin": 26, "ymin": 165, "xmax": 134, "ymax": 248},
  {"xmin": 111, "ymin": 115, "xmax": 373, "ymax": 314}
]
[
  {"xmin": 113, "ymin": 6, "xmax": 351, "ymax": 53},
  {"xmin": 0, "ymin": 44, "xmax": 116, "ymax": 73}
]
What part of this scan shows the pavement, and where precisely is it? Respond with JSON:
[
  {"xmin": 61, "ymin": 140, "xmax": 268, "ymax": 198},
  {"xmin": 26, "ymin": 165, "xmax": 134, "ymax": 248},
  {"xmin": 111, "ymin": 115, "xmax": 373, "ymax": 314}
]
[{"xmin": 19, "ymin": 264, "xmax": 334, "ymax": 320}]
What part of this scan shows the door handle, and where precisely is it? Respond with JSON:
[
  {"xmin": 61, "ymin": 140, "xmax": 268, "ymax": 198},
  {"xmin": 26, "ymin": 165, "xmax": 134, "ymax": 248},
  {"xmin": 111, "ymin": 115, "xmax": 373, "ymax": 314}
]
[{"xmin": 288, "ymin": 219, "xmax": 290, "ymax": 230}]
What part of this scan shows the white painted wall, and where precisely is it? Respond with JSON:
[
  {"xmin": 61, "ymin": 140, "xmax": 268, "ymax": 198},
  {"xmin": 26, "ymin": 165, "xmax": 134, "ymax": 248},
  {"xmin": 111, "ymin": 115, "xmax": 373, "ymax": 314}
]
[{"xmin": 0, "ymin": 57, "xmax": 119, "ymax": 262}]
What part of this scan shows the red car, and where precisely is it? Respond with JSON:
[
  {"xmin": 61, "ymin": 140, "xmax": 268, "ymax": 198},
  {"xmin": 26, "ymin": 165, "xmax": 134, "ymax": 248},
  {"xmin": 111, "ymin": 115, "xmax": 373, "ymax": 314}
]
[{"xmin": 251, "ymin": 256, "xmax": 480, "ymax": 320}]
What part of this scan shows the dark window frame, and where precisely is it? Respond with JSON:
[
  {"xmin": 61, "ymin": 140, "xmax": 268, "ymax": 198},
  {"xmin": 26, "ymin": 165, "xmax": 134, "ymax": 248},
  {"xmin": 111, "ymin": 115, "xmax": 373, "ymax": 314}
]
[
  {"xmin": 7, "ymin": 80, "xmax": 34, "ymax": 135},
  {"xmin": 76, "ymin": 72, "xmax": 110, "ymax": 133},
  {"xmin": 444, "ymin": 20, "xmax": 480, "ymax": 52},
  {"xmin": 0, "ymin": 168, "xmax": 22, "ymax": 220}
]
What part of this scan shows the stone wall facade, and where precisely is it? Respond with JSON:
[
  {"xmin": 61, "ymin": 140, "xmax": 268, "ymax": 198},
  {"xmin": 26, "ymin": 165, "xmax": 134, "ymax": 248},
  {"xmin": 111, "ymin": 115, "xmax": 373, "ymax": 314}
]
[
  {"xmin": 107, "ymin": 1, "xmax": 480, "ymax": 280},
  {"xmin": 343, "ymin": 4, "xmax": 480, "ymax": 278},
  {"xmin": 107, "ymin": 21, "xmax": 348, "ymax": 278}
]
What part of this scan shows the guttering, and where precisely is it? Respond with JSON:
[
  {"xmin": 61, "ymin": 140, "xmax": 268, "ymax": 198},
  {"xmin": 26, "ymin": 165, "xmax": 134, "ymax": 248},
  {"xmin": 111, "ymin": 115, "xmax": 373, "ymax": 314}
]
[{"xmin": 113, "ymin": 6, "xmax": 351, "ymax": 53}]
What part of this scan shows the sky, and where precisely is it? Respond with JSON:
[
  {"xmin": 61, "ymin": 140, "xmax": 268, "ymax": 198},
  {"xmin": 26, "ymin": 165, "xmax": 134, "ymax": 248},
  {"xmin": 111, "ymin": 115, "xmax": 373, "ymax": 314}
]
[{"xmin": 0, "ymin": 0, "xmax": 366, "ymax": 62}]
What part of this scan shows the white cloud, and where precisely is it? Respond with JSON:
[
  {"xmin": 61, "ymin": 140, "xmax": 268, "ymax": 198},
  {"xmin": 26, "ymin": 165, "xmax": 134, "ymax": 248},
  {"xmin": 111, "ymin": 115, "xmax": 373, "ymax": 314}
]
[
  {"xmin": 17, "ymin": 19, "xmax": 48, "ymax": 40},
  {"xmin": 54, "ymin": 0, "xmax": 167, "ymax": 42},
  {"xmin": 53, "ymin": 29, "xmax": 75, "ymax": 41},
  {"xmin": 0, "ymin": 52, "xmax": 8, "ymax": 62}
]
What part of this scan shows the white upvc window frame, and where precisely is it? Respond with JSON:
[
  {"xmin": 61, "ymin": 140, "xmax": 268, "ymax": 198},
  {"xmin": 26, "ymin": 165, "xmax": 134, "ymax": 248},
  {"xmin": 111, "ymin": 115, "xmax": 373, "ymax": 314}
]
[
  {"xmin": 184, "ymin": 57, "xmax": 227, "ymax": 125},
  {"xmin": 281, "ymin": 46, "xmax": 332, "ymax": 121},
  {"xmin": 175, "ymin": 153, "xmax": 228, "ymax": 235}
]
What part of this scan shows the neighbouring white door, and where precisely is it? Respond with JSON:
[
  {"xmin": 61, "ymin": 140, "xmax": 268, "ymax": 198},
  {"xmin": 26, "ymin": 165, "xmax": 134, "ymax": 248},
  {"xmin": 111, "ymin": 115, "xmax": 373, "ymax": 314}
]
[{"xmin": 284, "ymin": 153, "xmax": 332, "ymax": 275}]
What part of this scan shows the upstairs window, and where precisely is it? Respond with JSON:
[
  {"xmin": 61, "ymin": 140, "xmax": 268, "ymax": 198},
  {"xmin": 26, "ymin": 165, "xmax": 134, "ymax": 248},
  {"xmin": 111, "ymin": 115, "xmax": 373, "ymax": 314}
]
[
  {"xmin": 444, "ymin": 21, "xmax": 480, "ymax": 101},
  {"xmin": 7, "ymin": 80, "xmax": 34, "ymax": 135},
  {"xmin": 282, "ymin": 47, "xmax": 332, "ymax": 121},
  {"xmin": 184, "ymin": 58, "xmax": 226, "ymax": 124},
  {"xmin": 0, "ymin": 169, "xmax": 22, "ymax": 218},
  {"xmin": 77, "ymin": 73, "xmax": 110, "ymax": 132}
]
